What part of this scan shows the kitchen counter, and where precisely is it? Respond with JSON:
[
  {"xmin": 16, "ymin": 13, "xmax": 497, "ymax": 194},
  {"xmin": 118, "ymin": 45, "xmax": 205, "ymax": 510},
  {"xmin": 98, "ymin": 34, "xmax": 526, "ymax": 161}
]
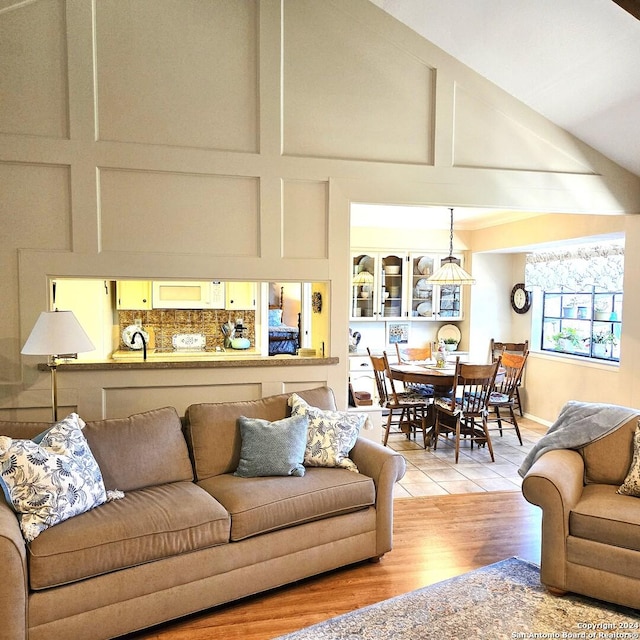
[{"xmin": 41, "ymin": 353, "xmax": 339, "ymax": 371}]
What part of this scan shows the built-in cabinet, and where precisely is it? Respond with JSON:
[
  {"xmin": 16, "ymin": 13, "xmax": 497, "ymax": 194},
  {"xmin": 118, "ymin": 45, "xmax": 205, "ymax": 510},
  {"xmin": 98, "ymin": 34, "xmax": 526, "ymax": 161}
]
[
  {"xmin": 225, "ymin": 282, "xmax": 257, "ymax": 310},
  {"xmin": 351, "ymin": 251, "xmax": 463, "ymax": 321},
  {"xmin": 116, "ymin": 280, "xmax": 152, "ymax": 310},
  {"xmin": 115, "ymin": 281, "xmax": 256, "ymax": 311}
]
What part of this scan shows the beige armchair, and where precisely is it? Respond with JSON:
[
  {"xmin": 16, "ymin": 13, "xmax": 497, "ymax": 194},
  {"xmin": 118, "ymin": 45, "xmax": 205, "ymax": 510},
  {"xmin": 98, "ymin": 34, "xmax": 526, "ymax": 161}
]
[{"xmin": 522, "ymin": 414, "xmax": 640, "ymax": 609}]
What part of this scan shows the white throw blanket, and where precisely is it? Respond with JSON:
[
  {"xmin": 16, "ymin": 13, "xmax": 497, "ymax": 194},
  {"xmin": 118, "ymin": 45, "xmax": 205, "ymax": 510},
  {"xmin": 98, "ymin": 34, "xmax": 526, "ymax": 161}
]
[{"xmin": 518, "ymin": 400, "xmax": 639, "ymax": 477}]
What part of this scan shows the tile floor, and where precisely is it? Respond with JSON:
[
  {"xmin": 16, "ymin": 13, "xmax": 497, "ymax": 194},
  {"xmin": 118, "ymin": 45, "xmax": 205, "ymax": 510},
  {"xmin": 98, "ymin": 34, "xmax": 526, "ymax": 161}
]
[{"xmin": 388, "ymin": 416, "xmax": 548, "ymax": 498}]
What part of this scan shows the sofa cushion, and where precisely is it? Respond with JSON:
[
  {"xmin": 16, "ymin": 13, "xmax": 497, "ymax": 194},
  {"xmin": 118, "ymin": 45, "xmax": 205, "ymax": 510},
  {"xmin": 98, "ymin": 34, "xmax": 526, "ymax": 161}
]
[
  {"xmin": 28, "ymin": 481, "xmax": 230, "ymax": 590},
  {"xmin": 582, "ymin": 415, "xmax": 639, "ymax": 485},
  {"xmin": 84, "ymin": 407, "xmax": 193, "ymax": 492},
  {"xmin": 0, "ymin": 413, "xmax": 107, "ymax": 542},
  {"xmin": 288, "ymin": 393, "xmax": 364, "ymax": 472},
  {"xmin": 0, "ymin": 419, "xmax": 52, "ymax": 441},
  {"xmin": 185, "ymin": 387, "xmax": 337, "ymax": 481},
  {"xmin": 618, "ymin": 424, "xmax": 640, "ymax": 497},
  {"xmin": 235, "ymin": 415, "xmax": 308, "ymax": 477},
  {"xmin": 198, "ymin": 467, "xmax": 375, "ymax": 541},
  {"xmin": 570, "ymin": 484, "xmax": 640, "ymax": 553}
]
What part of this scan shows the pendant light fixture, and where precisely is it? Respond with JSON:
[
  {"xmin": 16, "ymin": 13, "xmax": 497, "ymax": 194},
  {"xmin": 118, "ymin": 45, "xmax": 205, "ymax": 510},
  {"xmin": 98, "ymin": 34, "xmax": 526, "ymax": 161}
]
[{"xmin": 427, "ymin": 208, "xmax": 475, "ymax": 285}]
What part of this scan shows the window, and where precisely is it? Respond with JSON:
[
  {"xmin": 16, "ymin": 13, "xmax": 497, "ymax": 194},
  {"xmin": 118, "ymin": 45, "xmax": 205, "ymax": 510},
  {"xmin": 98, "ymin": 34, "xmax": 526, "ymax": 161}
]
[
  {"xmin": 525, "ymin": 242, "xmax": 624, "ymax": 362},
  {"xmin": 541, "ymin": 289, "xmax": 621, "ymax": 361}
]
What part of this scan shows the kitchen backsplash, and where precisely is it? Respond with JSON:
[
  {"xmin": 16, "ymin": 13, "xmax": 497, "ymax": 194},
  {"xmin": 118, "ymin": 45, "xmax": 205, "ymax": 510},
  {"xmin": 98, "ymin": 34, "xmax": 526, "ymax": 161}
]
[{"xmin": 118, "ymin": 309, "xmax": 256, "ymax": 351}]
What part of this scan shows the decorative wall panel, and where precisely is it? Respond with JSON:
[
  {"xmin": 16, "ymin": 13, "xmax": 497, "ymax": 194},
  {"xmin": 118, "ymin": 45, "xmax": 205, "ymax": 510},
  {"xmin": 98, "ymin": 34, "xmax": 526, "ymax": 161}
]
[
  {"xmin": 104, "ymin": 383, "xmax": 263, "ymax": 419},
  {"xmin": 99, "ymin": 169, "xmax": 259, "ymax": 256},
  {"xmin": 282, "ymin": 180, "xmax": 328, "ymax": 259},
  {"xmin": 96, "ymin": 0, "xmax": 259, "ymax": 152},
  {"xmin": 283, "ymin": 0, "xmax": 434, "ymax": 163},
  {"xmin": 452, "ymin": 85, "xmax": 596, "ymax": 174},
  {"xmin": 0, "ymin": 0, "xmax": 68, "ymax": 138},
  {"xmin": 0, "ymin": 162, "xmax": 71, "ymax": 248}
]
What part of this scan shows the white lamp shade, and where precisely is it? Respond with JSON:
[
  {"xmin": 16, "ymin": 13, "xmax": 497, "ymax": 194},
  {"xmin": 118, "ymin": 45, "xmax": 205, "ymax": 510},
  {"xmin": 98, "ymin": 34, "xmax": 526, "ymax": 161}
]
[
  {"xmin": 427, "ymin": 257, "xmax": 476, "ymax": 285},
  {"xmin": 21, "ymin": 311, "xmax": 95, "ymax": 356}
]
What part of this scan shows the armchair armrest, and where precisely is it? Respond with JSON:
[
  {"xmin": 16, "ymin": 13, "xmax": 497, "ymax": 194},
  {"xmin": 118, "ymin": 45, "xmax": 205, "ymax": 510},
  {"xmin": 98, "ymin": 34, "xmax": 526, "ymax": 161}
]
[
  {"xmin": 521, "ymin": 449, "xmax": 585, "ymax": 590},
  {"xmin": 350, "ymin": 437, "xmax": 406, "ymax": 557},
  {"xmin": 0, "ymin": 500, "xmax": 28, "ymax": 640}
]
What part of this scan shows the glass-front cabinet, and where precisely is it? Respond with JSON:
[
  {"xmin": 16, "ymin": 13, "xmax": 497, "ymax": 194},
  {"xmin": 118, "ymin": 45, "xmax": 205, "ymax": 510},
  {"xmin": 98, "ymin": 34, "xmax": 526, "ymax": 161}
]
[
  {"xmin": 407, "ymin": 253, "xmax": 463, "ymax": 321},
  {"xmin": 351, "ymin": 251, "xmax": 464, "ymax": 321},
  {"xmin": 351, "ymin": 252, "xmax": 406, "ymax": 321}
]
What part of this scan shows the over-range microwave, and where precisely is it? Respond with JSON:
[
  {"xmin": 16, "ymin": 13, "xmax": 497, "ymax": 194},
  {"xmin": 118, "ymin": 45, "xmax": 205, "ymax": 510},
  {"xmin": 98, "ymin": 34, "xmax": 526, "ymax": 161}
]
[{"xmin": 151, "ymin": 281, "xmax": 225, "ymax": 309}]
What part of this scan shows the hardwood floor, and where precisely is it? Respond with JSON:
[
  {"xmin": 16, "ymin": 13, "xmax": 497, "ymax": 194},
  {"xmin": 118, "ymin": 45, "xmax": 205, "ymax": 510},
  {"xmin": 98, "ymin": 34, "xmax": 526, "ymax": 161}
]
[{"xmin": 127, "ymin": 491, "xmax": 542, "ymax": 640}]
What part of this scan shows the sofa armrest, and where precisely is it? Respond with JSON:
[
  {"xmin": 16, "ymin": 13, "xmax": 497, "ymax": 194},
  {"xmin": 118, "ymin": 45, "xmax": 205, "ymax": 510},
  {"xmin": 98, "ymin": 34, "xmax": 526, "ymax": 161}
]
[
  {"xmin": 0, "ymin": 500, "xmax": 28, "ymax": 640},
  {"xmin": 521, "ymin": 449, "xmax": 585, "ymax": 591},
  {"xmin": 350, "ymin": 437, "xmax": 406, "ymax": 557}
]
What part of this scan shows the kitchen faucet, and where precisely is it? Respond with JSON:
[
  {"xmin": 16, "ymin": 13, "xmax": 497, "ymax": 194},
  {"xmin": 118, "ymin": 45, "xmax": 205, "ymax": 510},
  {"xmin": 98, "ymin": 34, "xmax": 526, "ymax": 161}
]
[{"xmin": 131, "ymin": 331, "xmax": 147, "ymax": 361}]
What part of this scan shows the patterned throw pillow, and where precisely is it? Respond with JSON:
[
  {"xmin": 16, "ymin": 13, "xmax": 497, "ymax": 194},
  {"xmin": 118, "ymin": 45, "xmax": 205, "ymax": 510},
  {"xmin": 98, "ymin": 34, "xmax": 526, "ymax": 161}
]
[
  {"xmin": 0, "ymin": 413, "xmax": 107, "ymax": 542},
  {"xmin": 618, "ymin": 425, "xmax": 640, "ymax": 497},
  {"xmin": 234, "ymin": 415, "xmax": 308, "ymax": 478},
  {"xmin": 288, "ymin": 394, "xmax": 365, "ymax": 472}
]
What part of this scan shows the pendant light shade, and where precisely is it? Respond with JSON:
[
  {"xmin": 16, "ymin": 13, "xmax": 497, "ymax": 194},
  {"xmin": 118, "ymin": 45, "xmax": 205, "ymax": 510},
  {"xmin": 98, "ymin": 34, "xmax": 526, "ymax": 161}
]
[{"xmin": 427, "ymin": 208, "xmax": 475, "ymax": 285}]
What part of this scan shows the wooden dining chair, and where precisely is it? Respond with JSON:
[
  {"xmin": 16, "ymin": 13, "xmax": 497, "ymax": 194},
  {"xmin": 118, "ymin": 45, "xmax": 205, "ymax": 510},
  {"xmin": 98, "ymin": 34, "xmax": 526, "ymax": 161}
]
[
  {"xmin": 395, "ymin": 343, "xmax": 435, "ymax": 399},
  {"xmin": 432, "ymin": 356, "xmax": 501, "ymax": 463},
  {"xmin": 487, "ymin": 350, "xmax": 529, "ymax": 445},
  {"xmin": 489, "ymin": 339, "xmax": 529, "ymax": 416},
  {"xmin": 367, "ymin": 348, "xmax": 429, "ymax": 447}
]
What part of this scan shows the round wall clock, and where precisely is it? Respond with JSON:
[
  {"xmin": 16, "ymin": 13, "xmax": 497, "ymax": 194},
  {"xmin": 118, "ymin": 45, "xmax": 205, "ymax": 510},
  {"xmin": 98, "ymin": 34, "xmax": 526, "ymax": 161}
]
[{"xmin": 510, "ymin": 283, "xmax": 531, "ymax": 314}]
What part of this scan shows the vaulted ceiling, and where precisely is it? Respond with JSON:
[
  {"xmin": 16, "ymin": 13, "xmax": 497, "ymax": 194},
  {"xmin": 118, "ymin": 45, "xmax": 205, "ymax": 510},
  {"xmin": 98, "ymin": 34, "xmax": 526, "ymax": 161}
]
[{"xmin": 369, "ymin": 0, "xmax": 640, "ymax": 179}]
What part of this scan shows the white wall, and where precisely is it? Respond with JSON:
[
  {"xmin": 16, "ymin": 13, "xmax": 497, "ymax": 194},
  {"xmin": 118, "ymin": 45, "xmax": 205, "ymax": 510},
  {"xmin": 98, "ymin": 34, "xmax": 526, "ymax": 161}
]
[{"xmin": 2, "ymin": 0, "xmax": 639, "ymax": 420}]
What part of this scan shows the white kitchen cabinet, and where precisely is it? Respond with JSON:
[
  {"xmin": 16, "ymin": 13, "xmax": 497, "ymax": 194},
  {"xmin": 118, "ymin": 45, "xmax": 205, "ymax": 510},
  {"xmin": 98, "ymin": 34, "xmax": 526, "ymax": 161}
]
[
  {"xmin": 351, "ymin": 252, "xmax": 407, "ymax": 321},
  {"xmin": 51, "ymin": 279, "xmax": 114, "ymax": 360},
  {"xmin": 225, "ymin": 282, "xmax": 256, "ymax": 310},
  {"xmin": 116, "ymin": 280, "xmax": 152, "ymax": 310}
]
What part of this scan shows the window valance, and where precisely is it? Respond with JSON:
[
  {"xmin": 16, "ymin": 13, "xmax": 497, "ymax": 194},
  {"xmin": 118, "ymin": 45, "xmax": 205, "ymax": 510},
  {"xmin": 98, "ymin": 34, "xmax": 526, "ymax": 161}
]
[{"xmin": 524, "ymin": 243, "xmax": 624, "ymax": 292}]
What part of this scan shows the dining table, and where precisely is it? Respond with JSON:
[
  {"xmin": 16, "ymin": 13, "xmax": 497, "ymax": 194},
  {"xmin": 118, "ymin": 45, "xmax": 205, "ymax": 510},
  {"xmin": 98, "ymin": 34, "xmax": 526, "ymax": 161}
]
[
  {"xmin": 387, "ymin": 360, "xmax": 505, "ymax": 446},
  {"xmin": 388, "ymin": 361, "xmax": 457, "ymax": 389},
  {"xmin": 387, "ymin": 362, "xmax": 457, "ymax": 445}
]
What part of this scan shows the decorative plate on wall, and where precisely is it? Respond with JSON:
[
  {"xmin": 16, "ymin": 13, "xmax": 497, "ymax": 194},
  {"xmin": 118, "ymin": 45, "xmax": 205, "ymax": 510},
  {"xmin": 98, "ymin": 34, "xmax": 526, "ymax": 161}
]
[{"xmin": 437, "ymin": 324, "xmax": 461, "ymax": 343}]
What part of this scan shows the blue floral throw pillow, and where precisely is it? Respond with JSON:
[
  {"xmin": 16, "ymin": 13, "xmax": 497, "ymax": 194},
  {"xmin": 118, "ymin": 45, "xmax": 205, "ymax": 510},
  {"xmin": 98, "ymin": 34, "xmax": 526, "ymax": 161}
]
[
  {"xmin": 234, "ymin": 415, "xmax": 309, "ymax": 478},
  {"xmin": 0, "ymin": 413, "xmax": 108, "ymax": 542},
  {"xmin": 288, "ymin": 394, "xmax": 365, "ymax": 472}
]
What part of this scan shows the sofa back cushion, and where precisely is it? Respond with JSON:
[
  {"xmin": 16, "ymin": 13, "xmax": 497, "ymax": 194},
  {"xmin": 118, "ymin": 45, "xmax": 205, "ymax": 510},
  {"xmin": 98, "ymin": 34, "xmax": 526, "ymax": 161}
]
[
  {"xmin": 185, "ymin": 387, "xmax": 337, "ymax": 481},
  {"xmin": 0, "ymin": 420, "xmax": 52, "ymax": 440},
  {"xmin": 84, "ymin": 407, "xmax": 193, "ymax": 492},
  {"xmin": 582, "ymin": 415, "xmax": 639, "ymax": 485}
]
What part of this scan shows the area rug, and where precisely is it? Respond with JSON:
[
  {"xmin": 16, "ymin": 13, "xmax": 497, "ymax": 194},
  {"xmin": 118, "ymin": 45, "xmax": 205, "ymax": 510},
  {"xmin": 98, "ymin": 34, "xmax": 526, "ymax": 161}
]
[{"xmin": 275, "ymin": 557, "xmax": 639, "ymax": 639}]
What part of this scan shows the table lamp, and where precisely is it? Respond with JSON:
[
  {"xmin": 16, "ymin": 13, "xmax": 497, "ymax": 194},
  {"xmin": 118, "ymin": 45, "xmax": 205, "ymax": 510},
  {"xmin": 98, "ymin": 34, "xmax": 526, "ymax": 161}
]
[{"xmin": 21, "ymin": 310, "xmax": 95, "ymax": 421}]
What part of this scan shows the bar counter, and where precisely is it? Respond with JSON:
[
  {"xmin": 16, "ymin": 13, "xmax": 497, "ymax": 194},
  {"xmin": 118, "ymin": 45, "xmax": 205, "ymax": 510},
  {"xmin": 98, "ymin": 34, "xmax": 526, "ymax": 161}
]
[{"xmin": 39, "ymin": 354, "xmax": 339, "ymax": 372}]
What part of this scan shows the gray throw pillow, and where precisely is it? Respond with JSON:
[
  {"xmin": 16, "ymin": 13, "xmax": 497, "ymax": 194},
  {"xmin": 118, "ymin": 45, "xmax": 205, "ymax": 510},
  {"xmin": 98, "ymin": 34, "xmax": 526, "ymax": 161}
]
[{"xmin": 234, "ymin": 415, "xmax": 308, "ymax": 478}]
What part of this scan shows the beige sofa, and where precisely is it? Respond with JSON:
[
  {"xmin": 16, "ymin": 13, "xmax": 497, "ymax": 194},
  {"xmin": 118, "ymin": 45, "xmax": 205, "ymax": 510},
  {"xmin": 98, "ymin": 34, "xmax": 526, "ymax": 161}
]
[
  {"xmin": 0, "ymin": 387, "xmax": 406, "ymax": 640},
  {"xmin": 522, "ymin": 413, "xmax": 640, "ymax": 609}
]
